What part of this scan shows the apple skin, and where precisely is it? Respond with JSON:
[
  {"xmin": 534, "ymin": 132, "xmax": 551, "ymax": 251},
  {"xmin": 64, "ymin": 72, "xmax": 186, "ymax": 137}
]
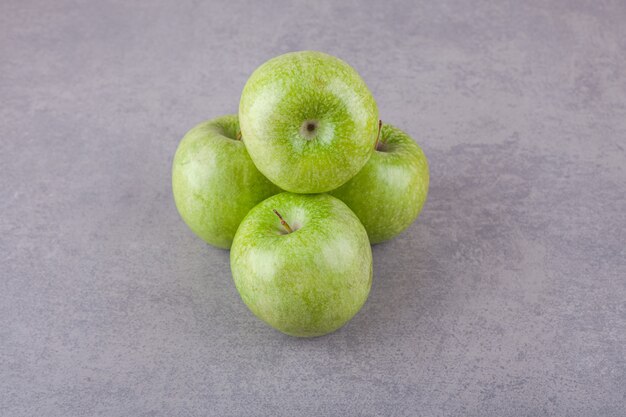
[
  {"xmin": 172, "ymin": 115, "xmax": 281, "ymax": 249},
  {"xmin": 330, "ymin": 123, "xmax": 429, "ymax": 244},
  {"xmin": 239, "ymin": 51, "xmax": 379, "ymax": 194},
  {"xmin": 230, "ymin": 193, "xmax": 373, "ymax": 337}
]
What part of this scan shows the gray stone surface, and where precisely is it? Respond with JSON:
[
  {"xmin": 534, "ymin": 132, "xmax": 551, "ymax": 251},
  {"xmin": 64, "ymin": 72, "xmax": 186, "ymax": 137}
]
[{"xmin": 1, "ymin": 0, "xmax": 625, "ymax": 415}]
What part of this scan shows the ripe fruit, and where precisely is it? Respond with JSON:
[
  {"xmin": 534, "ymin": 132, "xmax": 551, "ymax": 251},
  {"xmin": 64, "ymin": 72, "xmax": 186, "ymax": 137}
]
[
  {"xmin": 330, "ymin": 122, "xmax": 429, "ymax": 243},
  {"xmin": 239, "ymin": 51, "xmax": 379, "ymax": 193},
  {"xmin": 172, "ymin": 115, "xmax": 281, "ymax": 249},
  {"xmin": 230, "ymin": 193, "xmax": 372, "ymax": 337}
]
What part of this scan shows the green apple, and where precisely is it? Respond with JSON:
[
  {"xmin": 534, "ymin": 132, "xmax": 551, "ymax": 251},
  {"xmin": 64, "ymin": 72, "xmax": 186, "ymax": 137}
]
[
  {"xmin": 230, "ymin": 193, "xmax": 373, "ymax": 337},
  {"xmin": 172, "ymin": 115, "xmax": 281, "ymax": 249},
  {"xmin": 330, "ymin": 122, "xmax": 429, "ymax": 244},
  {"xmin": 239, "ymin": 51, "xmax": 379, "ymax": 193}
]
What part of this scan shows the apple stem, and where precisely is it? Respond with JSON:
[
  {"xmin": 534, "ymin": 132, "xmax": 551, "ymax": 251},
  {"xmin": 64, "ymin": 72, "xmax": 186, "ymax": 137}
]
[
  {"xmin": 374, "ymin": 120, "xmax": 383, "ymax": 150},
  {"xmin": 273, "ymin": 209, "xmax": 293, "ymax": 234},
  {"xmin": 236, "ymin": 131, "xmax": 242, "ymax": 141}
]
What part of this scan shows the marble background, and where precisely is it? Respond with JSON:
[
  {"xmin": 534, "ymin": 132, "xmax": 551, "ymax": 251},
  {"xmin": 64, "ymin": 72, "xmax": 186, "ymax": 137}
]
[{"xmin": 1, "ymin": 0, "xmax": 625, "ymax": 415}]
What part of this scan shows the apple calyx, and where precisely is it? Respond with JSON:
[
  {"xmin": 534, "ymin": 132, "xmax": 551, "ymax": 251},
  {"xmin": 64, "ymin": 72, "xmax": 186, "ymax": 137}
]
[
  {"xmin": 374, "ymin": 120, "xmax": 383, "ymax": 151},
  {"xmin": 300, "ymin": 120, "xmax": 318, "ymax": 140},
  {"xmin": 236, "ymin": 131, "xmax": 242, "ymax": 141},
  {"xmin": 273, "ymin": 209, "xmax": 294, "ymax": 234}
]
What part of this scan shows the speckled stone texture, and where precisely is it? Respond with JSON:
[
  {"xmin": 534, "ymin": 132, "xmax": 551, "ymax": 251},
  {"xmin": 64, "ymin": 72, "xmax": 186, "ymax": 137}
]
[{"xmin": 1, "ymin": 0, "xmax": 625, "ymax": 416}]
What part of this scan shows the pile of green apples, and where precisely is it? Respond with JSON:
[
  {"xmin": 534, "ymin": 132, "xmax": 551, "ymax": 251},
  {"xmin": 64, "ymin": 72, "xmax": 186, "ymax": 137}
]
[{"xmin": 172, "ymin": 51, "xmax": 429, "ymax": 337}]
